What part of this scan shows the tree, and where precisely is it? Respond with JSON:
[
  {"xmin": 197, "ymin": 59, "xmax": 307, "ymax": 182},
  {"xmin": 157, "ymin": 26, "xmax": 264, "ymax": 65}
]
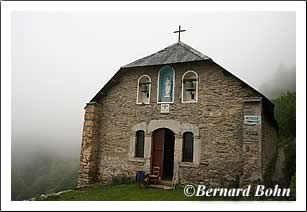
[{"xmin": 272, "ymin": 92, "xmax": 296, "ymax": 138}]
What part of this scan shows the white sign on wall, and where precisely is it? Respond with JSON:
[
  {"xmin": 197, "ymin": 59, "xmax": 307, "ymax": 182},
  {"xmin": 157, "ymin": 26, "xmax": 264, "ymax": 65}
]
[
  {"xmin": 244, "ymin": 115, "xmax": 261, "ymax": 125},
  {"xmin": 161, "ymin": 104, "xmax": 170, "ymax": 113}
]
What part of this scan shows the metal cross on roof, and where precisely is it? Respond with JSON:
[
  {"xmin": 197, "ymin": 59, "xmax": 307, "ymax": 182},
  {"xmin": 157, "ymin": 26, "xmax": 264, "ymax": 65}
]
[{"xmin": 173, "ymin": 25, "xmax": 186, "ymax": 42}]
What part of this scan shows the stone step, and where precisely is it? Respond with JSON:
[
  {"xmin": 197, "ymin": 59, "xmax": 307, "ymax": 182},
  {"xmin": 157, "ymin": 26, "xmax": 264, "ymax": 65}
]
[
  {"xmin": 149, "ymin": 184, "xmax": 173, "ymax": 190},
  {"xmin": 161, "ymin": 180, "xmax": 173, "ymax": 187}
]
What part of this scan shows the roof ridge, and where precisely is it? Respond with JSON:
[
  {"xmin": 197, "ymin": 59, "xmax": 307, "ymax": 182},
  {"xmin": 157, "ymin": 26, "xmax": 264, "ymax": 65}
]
[{"xmin": 122, "ymin": 41, "xmax": 210, "ymax": 68}]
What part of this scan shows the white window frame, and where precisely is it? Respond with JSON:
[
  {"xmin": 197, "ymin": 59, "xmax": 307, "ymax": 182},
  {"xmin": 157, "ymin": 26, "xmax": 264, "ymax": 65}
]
[
  {"xmin": 157, "ymin": 66, "xmax": 175, "ymax": 104},
  {"xmin": 136, "ymin": 75, "xmax": 151, "ymax": 105},
  {"xmin": 181, "ymin": 70, "xmax": 199, "ymax": 103}
]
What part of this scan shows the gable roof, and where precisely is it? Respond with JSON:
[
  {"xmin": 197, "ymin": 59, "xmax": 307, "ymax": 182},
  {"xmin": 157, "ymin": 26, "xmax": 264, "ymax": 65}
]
[
  {"xmin": 122, "ymin": 41, "xmax": 211, "ymax": 68},
  {"xmin": 89, "ymin": 41, "xmax": 278, "ymax": 129}
]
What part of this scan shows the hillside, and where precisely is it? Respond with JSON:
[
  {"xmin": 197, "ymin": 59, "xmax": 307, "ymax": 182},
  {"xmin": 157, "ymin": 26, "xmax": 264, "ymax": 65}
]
[{"xmin": 11, "ymin": 145, "xmax": 80, "ymax": 201}]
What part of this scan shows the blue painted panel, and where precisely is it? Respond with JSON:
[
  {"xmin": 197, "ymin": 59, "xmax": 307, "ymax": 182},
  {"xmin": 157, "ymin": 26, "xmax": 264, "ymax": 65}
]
[{"xmin": 158, "ymin": 66, "xmax": 174, "ymax": 102}]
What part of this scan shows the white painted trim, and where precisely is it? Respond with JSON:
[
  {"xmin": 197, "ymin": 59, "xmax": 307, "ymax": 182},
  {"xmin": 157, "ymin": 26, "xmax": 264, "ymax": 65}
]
[
  {"xmin": 181, "ymin": 70, "xmax": 199, "ymax": 104},
  {"xmin": 136, "ymin": 74, "xmax": 151, "ymax": 105},
  {"xmin": 157, "ymin": 65, "xmax": 175, "ymax": 104}
]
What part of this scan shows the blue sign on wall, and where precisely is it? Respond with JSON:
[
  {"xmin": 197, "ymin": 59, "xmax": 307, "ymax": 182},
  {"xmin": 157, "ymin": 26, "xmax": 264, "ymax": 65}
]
[{"xmin": 158, "ymin": 66, "xmax": 174, "ymax": 103}]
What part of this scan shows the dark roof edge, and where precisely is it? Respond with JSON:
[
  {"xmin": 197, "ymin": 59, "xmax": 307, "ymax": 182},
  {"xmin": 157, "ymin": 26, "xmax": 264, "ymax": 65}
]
[
  {"xmin": 177, "ymin": 42, "xmax": 210, "ymax": 60},
  {"xmin": 211, "ymin": 61, "xmax": 271, "ymax": 103},
  {"xmin": 213, "ymin": 62, "xmax": 278, "ymax": 129},
  {"xmin": 90, "ymin": 68, "xmax": 123, "ymax": 102}
]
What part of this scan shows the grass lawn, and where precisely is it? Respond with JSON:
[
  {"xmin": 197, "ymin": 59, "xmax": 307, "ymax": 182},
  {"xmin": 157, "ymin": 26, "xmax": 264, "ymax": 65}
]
[
  {"xmin": 46, "ymin": 184, "xmax": 199, "ymax": 201},
  {"xmin": 43, "ymin": 183, "xmax": 290, "ymax": 201}
]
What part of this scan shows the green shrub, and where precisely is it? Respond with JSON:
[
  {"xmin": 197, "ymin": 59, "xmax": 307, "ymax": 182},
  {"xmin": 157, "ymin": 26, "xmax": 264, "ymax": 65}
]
[
  {"xmin": 272, "ymin": 92, "xmax": 296, "ymax": 138},
  {"xmin": 272, "ymin": 92, "xmax": 296, "ymax": 187},
  {"xmin": 263, "ymin": 148, "xmax": 278, "ymax": 186},
  {"xmin": 289, "ymin": 176, "xmax": 296, "ymax": 200},
  {"xmin": 111, "ymin": 175, "xmax": 134, "ymax": 185},
  {"xmin": 283, "ymin": 139, "xmax": 296, "ymax": 184},
  {"xmin": 228, "ymin": 175, "xmax": 240, "ymax": 188}
]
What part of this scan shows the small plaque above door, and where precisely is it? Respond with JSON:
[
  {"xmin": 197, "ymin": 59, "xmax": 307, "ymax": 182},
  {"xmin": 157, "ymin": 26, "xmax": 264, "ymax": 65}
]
[{"xmin": 161, "ymin": 104, "xmax": 170, "ymax": 113}]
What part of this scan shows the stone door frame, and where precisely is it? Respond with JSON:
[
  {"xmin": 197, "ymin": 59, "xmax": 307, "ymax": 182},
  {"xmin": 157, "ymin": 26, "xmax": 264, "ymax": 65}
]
[{"xmin": 128, "ymin": 120, "xmax": 201, "ymax": 177}]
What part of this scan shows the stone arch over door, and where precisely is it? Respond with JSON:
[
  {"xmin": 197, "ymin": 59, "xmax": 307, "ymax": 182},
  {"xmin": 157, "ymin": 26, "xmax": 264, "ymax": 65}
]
[{"xmin": 147, "ymin": 120, "xmax": 181, "ymax": 135}]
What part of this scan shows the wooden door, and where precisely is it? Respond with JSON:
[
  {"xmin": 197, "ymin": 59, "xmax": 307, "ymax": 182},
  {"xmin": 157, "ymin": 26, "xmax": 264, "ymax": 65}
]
[{"xmin": 151, "ymin": 129, "xmax": 165, "ymax": 178}]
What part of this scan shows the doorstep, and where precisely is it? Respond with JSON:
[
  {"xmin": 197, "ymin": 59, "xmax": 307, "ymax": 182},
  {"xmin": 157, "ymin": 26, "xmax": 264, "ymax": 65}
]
[{"xmin": 149, "ymin": 184, "xmax": 173, "ymax": 190}]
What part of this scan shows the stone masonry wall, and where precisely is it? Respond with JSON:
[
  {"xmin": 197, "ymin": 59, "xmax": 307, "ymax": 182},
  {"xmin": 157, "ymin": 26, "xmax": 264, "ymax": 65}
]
[
  {"xmin": 241, "ymin": 99, "xmax": 263, "ymax": 185},
  {"xmin": 88, "ymin": 60, "xmax": 268, "ymax": 186},
  {"xmin": 262, "ymin": 109, "xmax": 278, "ymax": 180},
  {"xmin": 77, "ymin": 102, "xmax": 102, "ymax": 187}
]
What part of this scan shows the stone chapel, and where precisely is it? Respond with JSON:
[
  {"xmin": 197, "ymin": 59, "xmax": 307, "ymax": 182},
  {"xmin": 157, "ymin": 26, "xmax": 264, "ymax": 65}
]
[{"xmin": 77, "ymin": 33, "xmax": 278, "ymax": 188}]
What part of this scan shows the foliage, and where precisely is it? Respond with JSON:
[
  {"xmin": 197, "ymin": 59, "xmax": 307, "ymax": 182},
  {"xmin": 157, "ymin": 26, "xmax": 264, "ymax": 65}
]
[
  {"xmin": 283, "ymin": 139, "xmax": 296, "ymax": 184},
  {"xmin": 111, "ymin": 175, "xmax": 134, "ymax": 185},
  {"xmin": 271, "ymin": 91, "xmax": 296, "ymax": 187},
  {"xmin": 272, "ymin": 92, "xmax": 296, "ymax": 138},
  {"xmin": 263, "ymin": 148, "xmax": 278, "ymax": 186},
  {"xmin": 227, "ymin": 175, "xmax": 240, "ymax": 188},
  {"xmin": 289, "ymin": 176, "xmax": 296, "ymax": 201}
]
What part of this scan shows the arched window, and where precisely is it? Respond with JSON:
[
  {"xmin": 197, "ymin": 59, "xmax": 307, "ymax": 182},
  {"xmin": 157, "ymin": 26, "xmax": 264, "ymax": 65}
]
[
  {"xmin": 135, "ymin": 130, "xmax": 145, "ymax": 158},
  {"xmin": 137, "ymin": 75, "xmax": 151, "ymax": 104},
  {"xmin": 182, "ymin": 132, "xmax": 194, "ymax": 162},
  {"xmin": 182, "ymin": 71, "xmax": 198, "ymax": 103},
  {"xmin": 157, "ymin": 65, "xmax": 175, "ymax": 103}
]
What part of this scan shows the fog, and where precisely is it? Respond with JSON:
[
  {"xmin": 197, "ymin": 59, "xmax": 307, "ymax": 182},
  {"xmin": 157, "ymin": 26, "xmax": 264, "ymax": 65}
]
[
  {"xmin": 259, "ymin": 63, "xmax": 296, "ymax": 98},
  {"xmin": 12, "ymin": 11, "xmax": 295, "ymax": 153},
  {"xmin": 11, "ymin": 12, "xmax": 295, "ymax": 197}
]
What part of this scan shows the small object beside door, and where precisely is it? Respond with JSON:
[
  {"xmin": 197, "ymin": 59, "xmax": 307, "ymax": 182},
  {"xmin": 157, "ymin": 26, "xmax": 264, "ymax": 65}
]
[{"xmin": 136, "ymin": 171, "xmax": 145, "ymax": 188}]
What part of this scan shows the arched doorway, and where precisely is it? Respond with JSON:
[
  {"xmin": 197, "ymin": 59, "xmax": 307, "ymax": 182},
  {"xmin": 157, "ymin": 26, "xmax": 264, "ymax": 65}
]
[{"xmin": 151, "ymin": 128, "xmax": 175, "ymax": 180}]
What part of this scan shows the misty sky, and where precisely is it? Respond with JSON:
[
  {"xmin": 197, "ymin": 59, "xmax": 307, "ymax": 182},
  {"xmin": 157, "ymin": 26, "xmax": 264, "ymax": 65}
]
[{"xmin": 11, "ymin": 11, "xmax": 295, "ymax": 151}]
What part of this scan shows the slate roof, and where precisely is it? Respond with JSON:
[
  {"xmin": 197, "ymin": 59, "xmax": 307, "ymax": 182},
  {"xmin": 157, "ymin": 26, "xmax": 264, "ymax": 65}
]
[{"xmin": 122, "ymin": 41, "xmax": 211, "ymax": 68}]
